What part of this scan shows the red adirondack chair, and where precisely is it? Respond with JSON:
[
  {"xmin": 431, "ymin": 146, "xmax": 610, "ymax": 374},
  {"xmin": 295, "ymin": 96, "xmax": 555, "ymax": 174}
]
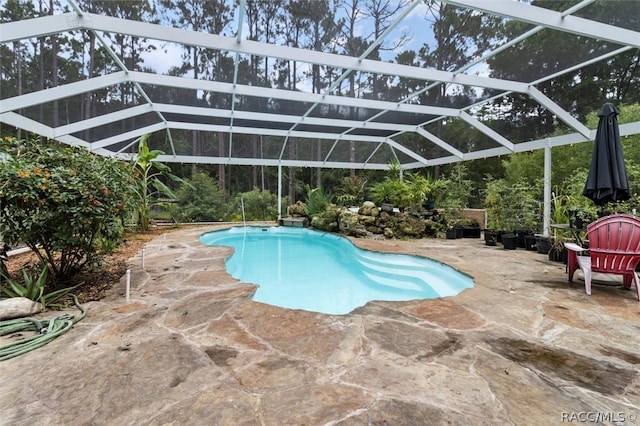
[{"xmin": 564, "ymin": 214, "xmax": 640, "ymax": 300}]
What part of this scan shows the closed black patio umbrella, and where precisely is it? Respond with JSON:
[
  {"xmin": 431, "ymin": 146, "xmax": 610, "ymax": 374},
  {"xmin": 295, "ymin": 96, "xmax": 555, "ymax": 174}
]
[{"xmin": 583, "ymin": 103, "xmax": 630, "ymax": 206}]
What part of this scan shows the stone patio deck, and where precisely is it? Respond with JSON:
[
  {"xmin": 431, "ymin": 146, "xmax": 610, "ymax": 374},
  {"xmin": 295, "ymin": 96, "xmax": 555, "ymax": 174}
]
[{"xmin": 2, "ymin": 225, "xmax": 639, "ymax": 425}]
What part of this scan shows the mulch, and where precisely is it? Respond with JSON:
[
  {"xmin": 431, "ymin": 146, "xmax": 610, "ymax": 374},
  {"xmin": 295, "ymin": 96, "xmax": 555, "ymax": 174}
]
[{"xmin": 2, "ymin": 227, "xmax": 170, "ymax": 303}]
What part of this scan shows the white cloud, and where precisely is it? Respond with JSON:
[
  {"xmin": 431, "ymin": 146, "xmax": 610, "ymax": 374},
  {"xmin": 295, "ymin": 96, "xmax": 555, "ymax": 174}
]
[{"xmin": 140, "ymin": 42, "xmax": 185, "ymax": 74}]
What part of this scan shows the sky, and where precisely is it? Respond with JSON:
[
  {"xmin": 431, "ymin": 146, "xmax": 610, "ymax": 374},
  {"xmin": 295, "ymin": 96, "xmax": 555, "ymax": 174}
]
[{"xmin": 140, "ymin": 1, "xmax": 437, "ymax": 77}]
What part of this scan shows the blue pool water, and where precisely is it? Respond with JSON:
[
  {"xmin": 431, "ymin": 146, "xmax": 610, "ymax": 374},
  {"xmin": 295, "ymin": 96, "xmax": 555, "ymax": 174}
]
[{"xmin": 199, "ymin": 226, "xmax": 474, "ymax": 315}]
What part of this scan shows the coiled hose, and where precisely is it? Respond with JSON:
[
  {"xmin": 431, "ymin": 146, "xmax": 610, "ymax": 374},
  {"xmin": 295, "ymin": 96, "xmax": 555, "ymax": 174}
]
[{"xmin": 0, "ymin": 295, "xmax": 86, "ymax": 361}]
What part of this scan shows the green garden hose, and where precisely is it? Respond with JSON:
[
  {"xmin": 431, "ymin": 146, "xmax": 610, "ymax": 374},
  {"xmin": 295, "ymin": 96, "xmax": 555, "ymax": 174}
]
[{"xmin": 0, "ymin": 295, "xmax": 86, "ymax": 361}]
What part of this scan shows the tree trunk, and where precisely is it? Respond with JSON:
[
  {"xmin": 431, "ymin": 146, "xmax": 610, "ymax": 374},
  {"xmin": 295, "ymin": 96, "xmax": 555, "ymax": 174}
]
[
  {"xmin": 316, "ymin": 139, "xmax": 322, "ymax": 188},
  {"xmin": 218, "ymin": 132, "xmax": 226, "ymax": 198}
]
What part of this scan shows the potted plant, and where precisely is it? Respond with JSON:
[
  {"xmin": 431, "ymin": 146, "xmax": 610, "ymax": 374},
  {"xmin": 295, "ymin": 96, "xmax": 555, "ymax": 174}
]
[
  {"xmin": 548, "ymin": 235, "xmax": 570, "ymax": 263},
  {"xmin": 390, "ymin": 179, "xmax": 411, "ymax": 212},
  {"xmin": 567, "ymin": 196, "xmax": 597, "ymax": 230},
  {"xmin": 484, "ymin": 178, "xmax": 508, "ymax": 243},
  {"xmin": 446, "ymin": 227, "xmax": 458, "ymax": 239},
  {"xmin": 370, "ymin": 180, "xmax": 395, "ymax": 212},
  {"xmin": 508, "ymin": 182, "xmax": 542, "ymax": 246},
  {"xmin": 407, "ymin": 172, "xmax": 447, "ymax": 211},
  {"xmin": 441, "ymin": 209, "xmax": 462, "ymax": 239},
  {"xmin": 453, "ymin": 217, "xmax": 481, "ymax": 238},
  {"xmin": 484, "ymin": 229, "xmax": 498, "ymax": 246},
  {"xmin": 370, "ymin": 160, "xmax": 413, "ymax": 213}
]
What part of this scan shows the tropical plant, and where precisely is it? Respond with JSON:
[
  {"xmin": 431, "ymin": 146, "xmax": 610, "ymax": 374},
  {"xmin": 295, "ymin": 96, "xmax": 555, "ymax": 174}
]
[
  {"xmin": 305, "ymin": 185, "xmax": 333, "ymax": 217},
  {"xmin": 369, "ymin": 160, "xmax": 413, "ymax": 210},
  {"xmin": 131, "ymin": 134, "xmax": 189, "ymax": 231},
  {"xmin": 369, "ymin": 180, "xmax": 395, "ymax": 205},
  {"xmin": 407, "ymin": 172, "xmax": 447, "ymax": 208},
  {"xmin": 0, "ymin": 265, "xmax": 48, "ymax": 302},
  {"xmin": 336, "ymin": 176, "xmax": 366, "ymax": 207},
  {"xmin": 0, "ymin": 137, "xmax": 134, "ymax": 282},
  {"xmin": 0, "ymin": 265, "xmax": 78, "ymax": 308},
  {"xmin": 551, "ymin": 189, "xmax": 569, "ymax": 225},
  {"xmin": 389, "ymin": 179, "xmax": 412, "ymax": 210},
  {"xmin": 504, "ymin": 180, "xmax": 542, "ymax": 231},
  {"xmin": 387, "ymin": 158, "xmax": 402, "ymax": 181}
]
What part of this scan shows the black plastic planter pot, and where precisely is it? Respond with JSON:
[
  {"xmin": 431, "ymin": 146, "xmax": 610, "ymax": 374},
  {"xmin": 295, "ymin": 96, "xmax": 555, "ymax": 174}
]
[
  {"xmin": 514, "ymin": 230, "xmax": 529, "ymax": 248},
  {"xmin": 535, "ymin": 235, "xmax": 551, "ymax": 254},
  {"xmin": 462, "ymin": 227, "xmax": 481, "ymax": 238},
  {"xmin": 548, "ymin": 247, "xmax": 568, "ymax": 263},
  {"xmin": 446, "ymin": 229, "xmax": 458, "ymax": 239},
  {"xmin": 524, "ymin": 235, "xmax": 537, "ymax": 251},
  {"xmin": 484, "ymin": 230, "xmax": 498, "ymax": 246},
  {"xmin": 502, "ymin": 233, "xmax": 517, "ymax": 250}
]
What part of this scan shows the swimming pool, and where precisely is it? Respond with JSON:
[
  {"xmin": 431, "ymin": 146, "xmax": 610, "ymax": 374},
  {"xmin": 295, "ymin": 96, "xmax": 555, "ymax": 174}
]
[{"xmin": 199, "ymin": 226, "xmax": 474, "ymax": 315}]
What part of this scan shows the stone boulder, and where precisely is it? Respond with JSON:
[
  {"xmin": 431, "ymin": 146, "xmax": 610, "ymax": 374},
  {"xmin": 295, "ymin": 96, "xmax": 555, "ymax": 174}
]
[
  {"xmin": 395, "ymin": 213, "xmax": 426, "ymax": 237},
  {"xmin": 338, "ymin": 210, "xmax": 367, "ymax": 237},
  {"xmin": 0, "ymin": 297, "xmax": 43, "ymax": 320},
  {"xmin": 358, "ymin": 201, "xmax": 379, "ymax": 217},
  {"xmin": 287, "ymin": 201, "xmax": 307, "ymax": 217}
]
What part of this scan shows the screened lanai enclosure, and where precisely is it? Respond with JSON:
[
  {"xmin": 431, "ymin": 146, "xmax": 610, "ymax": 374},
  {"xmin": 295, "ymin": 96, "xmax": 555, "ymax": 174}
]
[{"xmin": 2, "ymin": 0, "xmax": 639, "ymax": 169}]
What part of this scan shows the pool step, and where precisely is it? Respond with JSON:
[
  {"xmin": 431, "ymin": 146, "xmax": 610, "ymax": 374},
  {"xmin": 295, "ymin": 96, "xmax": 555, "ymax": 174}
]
[{"xmin": 352, "ymin": 251, "xmax": 469, "ymax": 297}]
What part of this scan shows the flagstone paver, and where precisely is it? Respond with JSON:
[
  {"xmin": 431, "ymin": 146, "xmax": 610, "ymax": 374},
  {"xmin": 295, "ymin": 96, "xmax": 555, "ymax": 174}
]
[{"xmin": 2, "ymin": 225, "xmax": 639, "ymax": 425}]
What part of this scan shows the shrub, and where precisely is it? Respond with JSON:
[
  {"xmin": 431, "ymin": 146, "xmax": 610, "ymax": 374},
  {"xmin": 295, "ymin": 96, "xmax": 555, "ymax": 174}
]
[
  {"xmin": 169, "ymin": 172, "xmax": 225, "ymax": 222},
  {"xmin": 336, "ymin": 176, "xmax": 366, "ymax": 207},
  {"xmin": 483, "ymin": 176, "xmax": 542, "ymax": 231},
  {"xmin": 0, "ymin": 137, "xmax": 134, "ymax": 282},
  {"xmin": 305, "ymin": 186, "xmax": 333, "ymax": 217},
  {"xmin": 228, "ymin": 188, "xmax": 281, "ymax": 222}
]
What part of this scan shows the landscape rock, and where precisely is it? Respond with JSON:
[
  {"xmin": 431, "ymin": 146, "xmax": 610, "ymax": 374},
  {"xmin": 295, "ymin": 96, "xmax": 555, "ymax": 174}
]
[{"xmin": 0, "ymin": 297, "xmax": 43, "ymax": 320}]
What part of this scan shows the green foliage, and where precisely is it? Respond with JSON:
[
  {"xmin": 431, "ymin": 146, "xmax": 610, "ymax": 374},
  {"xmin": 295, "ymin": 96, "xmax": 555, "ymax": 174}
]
[
  {"xmin": 438, "ymin": 164, "xmax": 473, "ymax": 210},
  {"xmin": 131, "ymin": 134, "xmax": 188, "ymax": 231},
  {"xmin": 500, "ymin": 103, "xmax": 640, "ymax": 193},
  {"xmin": 484, "ymin": 178, "xmax": 507, "ymax": 229},
  {"xmin": 0, "ymin": 137, "xmax": 134, "ymax": 282},
  {"xmin": 369, "ymin": 166, "xmax": 451, "ymax": 212},
  {"xmin": 406, "ymin": 173, "xmax": 447, "ymax": 208},
  {"xmin": 310, "ymin": 205, "xmax": 340, "ymax": 232},
  {"xmin": 369, "ymin": 180, "xmax": 395, "ymax": 205},
  {"xmin": 0, "ymin": 264, "xmax": 78, "ymax": 308},
  {"xmin": 368, "ymin": 161, "xmax": 411, "ymax": 209},
  {"xmin": 1, "ymin": 265, "xmax": 47, "ymax": 302},
  {"xmin": 169, "ymin": 172, "xmax": 225, "ymax": 223},
  {"xmin": 386, "ymin": 158, "xmax": 402, "ymax": 181},
  {"xmin": 233, "ymin": 188, "xmax": 280, "ymax": 221},
  {"xmin": 389, "ymin": 180, "xmax": 412, "ymax": 209},
  {"xmin": 336, "ymin": 176, "xmax": 366, "ymax": 207},
  {"xmin": 305, "ymin": 186, "xmax": 333, "ymax": 217},
  {"xmin": 484, "ymin": 177, "xmax": 542, "ymax": 231},
  {"xmin": 551, "ymin": 189, "xmax": 569, "ymax": 225},
  {"xmin": 505, "ymin": 180, "xmax": 542, "ymax": 231}
]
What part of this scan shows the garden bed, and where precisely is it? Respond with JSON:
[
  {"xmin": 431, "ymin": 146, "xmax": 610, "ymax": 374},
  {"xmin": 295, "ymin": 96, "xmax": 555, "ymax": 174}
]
[{"xmin": 2, "ymin": 227, "xmax": 182, "ymax": 303}]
